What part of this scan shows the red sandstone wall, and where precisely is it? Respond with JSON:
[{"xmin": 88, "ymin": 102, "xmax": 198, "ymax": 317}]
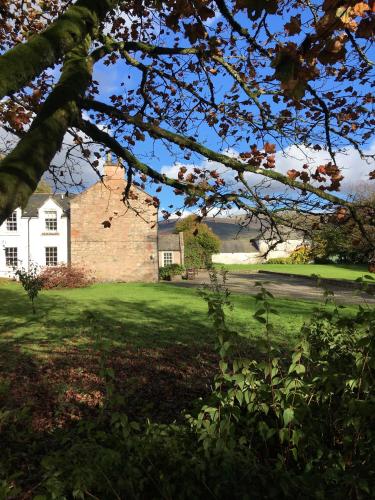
[{"xmin": 70, "ymin": 180, "xmax": 158, "ymax": 282}]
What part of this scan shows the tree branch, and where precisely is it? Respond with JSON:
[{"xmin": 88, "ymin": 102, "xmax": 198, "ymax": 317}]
[
  {"xmin": 77, "ymin": 118, "xmax": 208, "ymax": 198},
  {"xmin": 81, "ymin": 98, "xmax": 353, "ymax": 209},
  {"xmin": 0, "ymin": 0, "xmax": 118, "ymax": 100}
]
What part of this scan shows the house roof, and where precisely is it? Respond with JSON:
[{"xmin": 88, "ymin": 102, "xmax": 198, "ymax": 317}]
[
  {"xmin": 158, "ymin": 233, "xmax": 181, "ymax": 251},
  {"xmin": 220, "ymin": 239, "xmax": 259, "ymax": 253},
  {"xmin": 22, "ymin": 193, "xmax": 73, "ymax": 217},
  {"xmin": 159, "ymin": 217, "xmax": 302, "ymax": 242},
  {"xmin": 158, "ymin": 217, "xmax": 260, "ymax": 240}
]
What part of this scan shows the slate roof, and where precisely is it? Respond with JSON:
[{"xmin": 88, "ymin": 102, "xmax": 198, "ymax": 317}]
[
  {"xmin": 159, "ymin": 217, "xmax": 302, "ymax": 242},
  {"xmin": 22, "ymin": 193, "xmax": 73, "ymax": 217},
  {"xmin": 220, "ymin": 239, "xmax": 259, "ymax": 253},
  {"xmin": 158, "ymin": 217, "xmax": 261, "ymax": 253},
  {"xmin": 158, "ymin": 233, "xmax": 181, "ymax": 251}
]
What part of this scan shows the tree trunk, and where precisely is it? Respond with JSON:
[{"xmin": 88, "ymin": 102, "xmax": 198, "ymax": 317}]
[
  {"xmin": 0, "ymin": 39, "xmax": 93, "ymax": 224},
  {"xmin": 0, "ymin": 0, "xmax": 118, "ymax": 100}
]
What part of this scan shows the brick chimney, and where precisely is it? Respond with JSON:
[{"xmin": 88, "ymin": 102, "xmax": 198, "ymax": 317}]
[{"xmin": 104, "ymin": 152, "xmax": 124, "ymax": 181}]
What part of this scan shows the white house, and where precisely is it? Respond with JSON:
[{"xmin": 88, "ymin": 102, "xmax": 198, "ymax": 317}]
[{"xmin": 0, "ymin": 194, "xmax": 70, "ymax": 278}]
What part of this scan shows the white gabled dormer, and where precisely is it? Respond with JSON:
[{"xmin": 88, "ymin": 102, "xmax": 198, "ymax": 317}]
[{"xmin": 38, "ymin": 196, "xmax": 64, "ymax": 235}]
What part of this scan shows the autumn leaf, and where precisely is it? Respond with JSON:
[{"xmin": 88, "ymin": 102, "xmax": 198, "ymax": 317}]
[
  {"xmin": 287, "ymin": 169, "xmax": 300, "ymax": 180},
  {"xmin": 285, "ymin": 15, "xmax": 302, "ymax": 35},
  {"xmin": 353, "ymin": 2, "xmax": 370, "ymax": 16},
  {"xmin": 356, "ymin": 17, "xmax": 375, "ymax": 38},
  {"xmin": 264, "ymin": 142, "xmax": 276, "ymax": 154},
  {"xmin": 184, "ymin": 22, "xmax": 207, "ymax": 44}
]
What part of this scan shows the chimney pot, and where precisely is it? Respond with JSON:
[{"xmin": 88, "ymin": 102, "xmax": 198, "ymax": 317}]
[{"xmin": 104, "ymin": 155, "xmax": 124, "ymax": 181}]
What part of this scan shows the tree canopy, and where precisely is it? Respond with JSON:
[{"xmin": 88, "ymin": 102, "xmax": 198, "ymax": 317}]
[{"xmin": 0, "ymin": 0, "xmax": 374, "ymax": 247}]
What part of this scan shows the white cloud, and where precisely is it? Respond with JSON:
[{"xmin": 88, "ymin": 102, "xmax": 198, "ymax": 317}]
[{"xmin": 274, "ymin": 141, "xmax": 375, "ymax": 193}]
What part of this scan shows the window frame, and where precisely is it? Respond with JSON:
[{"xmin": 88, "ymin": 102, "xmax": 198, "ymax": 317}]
[
  {"xmin": 45, "ymin": 246, "xmax": 58, "ymax": 266},
  {"xmin": 6, "ymin": 211, "xmax": 17, "ymax": 231},
  {"xmin": 45, "ymin": 210, "xmax": 58, "ymax": 232},
  {"xmin": 163, "ymin": 251, "xmax": 173, "ymax": 267},
  {"xmin": 5, "ymin": 247, "xmax": 18, "ymax": 267}
]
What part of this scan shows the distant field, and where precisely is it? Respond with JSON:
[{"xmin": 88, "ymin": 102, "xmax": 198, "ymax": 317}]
[{"xmin": 214, "ymin": 263, "xmax": 374, "ymax": 281}]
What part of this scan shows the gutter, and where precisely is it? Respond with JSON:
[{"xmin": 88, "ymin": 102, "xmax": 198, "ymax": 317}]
[{"xmin": 27, "ymin": 217, "xmax": 31, "ymax": 271}]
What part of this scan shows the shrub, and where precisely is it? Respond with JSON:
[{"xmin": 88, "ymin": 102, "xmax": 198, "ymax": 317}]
[
  {"xmin": 288, "ymin": 244, "xmax": 312, "ymax": 263},
  {"xmin": 39, "ymin": 264, "xmax": 93, "ymax": 289},
  {"xmin": 265, "ymin": 257, "xmax": 290, "ymax": 264},
  {"xmin": 159, "ymin": 263, "xmax": 185, "ymax": 280},
  {"xmin": 266, "ymin": 246, "xmax": 311, "ymax": 265},
  {"xmin": 15, "ymin": 263, "xmax": 44, "ymax": 313}
]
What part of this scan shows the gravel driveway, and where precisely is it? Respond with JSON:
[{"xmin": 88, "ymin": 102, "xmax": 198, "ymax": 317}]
[{"xmin": 170, "ymin": 270, "xmax": 375, "ymax": 305}]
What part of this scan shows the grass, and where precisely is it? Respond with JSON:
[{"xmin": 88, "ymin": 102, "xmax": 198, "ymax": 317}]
[
  {"xmin": 0, "ymin": 280, "xmax": 360, "ymax": 427},
  {"xmin": 215, "ymin": 263, "xmax": 374, "ymax": 281},
  {"xmin": 0, "ymin": 279, "xmax": 365, "ymax": 355},
  {"xmin": 0, "ymin": 280, "xmax": 337, "ymax": 353}
]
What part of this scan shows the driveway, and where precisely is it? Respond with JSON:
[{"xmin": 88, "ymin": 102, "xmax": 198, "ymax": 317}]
[{"xmin": 170, "ymin": 270, "xmax": 375, "ymax": 305}]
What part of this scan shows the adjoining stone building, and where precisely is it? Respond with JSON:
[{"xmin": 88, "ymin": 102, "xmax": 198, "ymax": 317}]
[
  {"xmin": 158, "ymin": 231, "xmax": 184, "ymax": 268},
  {"xmin": 70, "ymin": 159, "xmax": 158, "ymax": 282}
]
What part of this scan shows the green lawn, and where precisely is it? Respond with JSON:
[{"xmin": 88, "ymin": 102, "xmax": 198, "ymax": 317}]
[
  {"xmin": 215, "ymin": 263, "xmax": 374, "ymax": 281},
  {"xmin": 0, "ymin": 280, "xmax": 355, "ymax": 355}
]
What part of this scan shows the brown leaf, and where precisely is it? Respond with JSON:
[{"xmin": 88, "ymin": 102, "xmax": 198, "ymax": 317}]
[
  {"xmin": 264, "ymin": 142, "xmax": 276, "ymax": 154},
  {"xmin": 285, "ymin": 15, "xmax": 302, "ymax": 36},
  {"xmin": 287, "ymin": 169, "xmax": 300, "ymax": 180}
]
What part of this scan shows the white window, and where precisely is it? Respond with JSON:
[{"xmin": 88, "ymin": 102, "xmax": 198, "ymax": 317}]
[
  {"xmin": 5, "ymin": 247, "xmax": 18, "ymax": 267},
  {"xmin": 45, "ymin": 211, "xmax": 57, "ymax": 232},
  {"xmin": 163, "ymin": 251, "xmax": 173, "ymax": 266},
  {"xmin": 45, "ymin": 247, "xmax": 58, "ymax": 266},
  {"xmin": 6, "ymin": 211, "xmax": 17, "ymax": 231}
]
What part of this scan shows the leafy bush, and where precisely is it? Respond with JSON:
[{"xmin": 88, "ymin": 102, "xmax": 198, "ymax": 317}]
[
  {"xmin": 266, "ymin": 245, "xmax": 311, "ymax": 265},
  {"xmin": 310, "ymin": 221, "xmax": 372, "ymax": 265},
  {"xmin": 265, "ymin": 256, "xmax": 290, "ymax": 264},
  {"xmin": 159, "ymin": 263, "xmax": 185, "ymax": 280},
  {"xmin": 39, "ymin": 264, "xmax": 93, "ymax": 289},
  {"xmin": 288, "ymin": 244, "xmax": 312, "ymax": 263},
  {"xmin": 15, "ymin": 264, "xmax": 44, "ymax": 313}
]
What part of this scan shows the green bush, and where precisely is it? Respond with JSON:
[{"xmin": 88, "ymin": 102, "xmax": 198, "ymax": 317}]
[
  {"xmin": 159, "ymin": 263, "xmax": 185, "ymax": 280},
  {"xmin": 266, "ymin": 246, "xmax": 312, "ymax": 265},
  {"xmin": 265, "ymin": 257, "xmax": 290, "ymax": 264}
]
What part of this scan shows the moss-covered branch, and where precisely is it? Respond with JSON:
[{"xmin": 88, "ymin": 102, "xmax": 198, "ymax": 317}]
[
  {"xmin": 90, "ymin": 38, "xmax": 206, "ymax": 62},
  {"xmin": 0, "ymin": 39, "xmax": 93, "ymax": 224},
  {"xmin": 0, "ymin": 0, "xmax": 118, "ymax": 99}
]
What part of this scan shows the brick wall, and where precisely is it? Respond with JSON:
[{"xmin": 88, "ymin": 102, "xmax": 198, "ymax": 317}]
[{"xmin": 70, "ymin": 179, "xmax": 158, "ymax": 282}]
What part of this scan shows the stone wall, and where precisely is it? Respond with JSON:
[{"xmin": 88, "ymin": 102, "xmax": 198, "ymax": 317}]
[
  {"xmin": 70, "ymin": 179, "xmax": 158, "ymax": 282},
  {"xmin": 212, "ymin": 252, "xmax": 263, "ymax": 265}
]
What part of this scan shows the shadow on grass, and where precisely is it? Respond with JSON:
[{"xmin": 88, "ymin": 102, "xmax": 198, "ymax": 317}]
[{"xmin": 0, "ymin": 284, "xmax": 329, "ymax": 430}]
